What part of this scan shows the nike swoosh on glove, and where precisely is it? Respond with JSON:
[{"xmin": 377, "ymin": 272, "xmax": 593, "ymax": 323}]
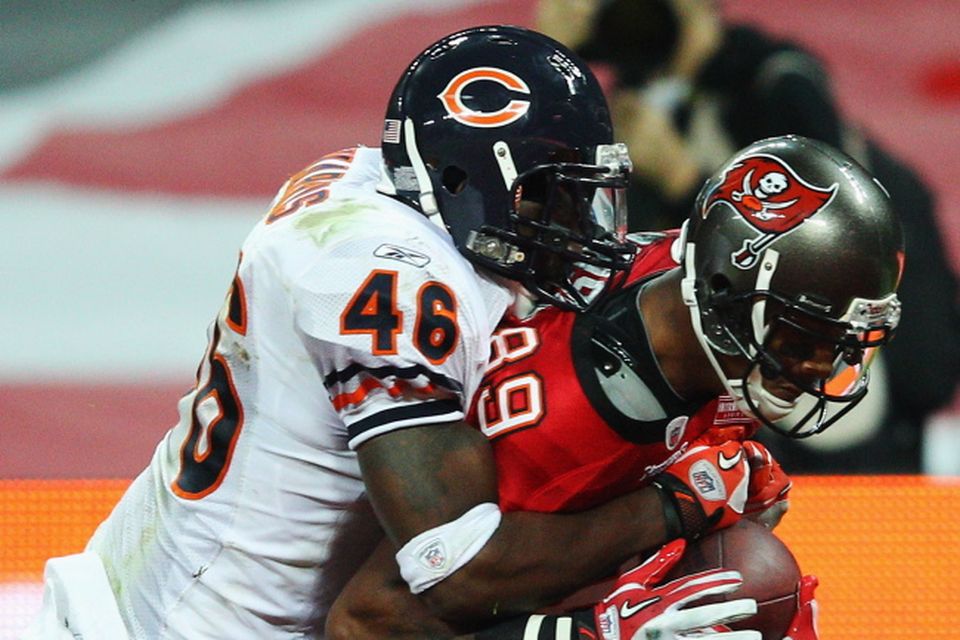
[
  {"xmin": 589, "ymin": 539, "xmax": 761, "ymax": 640},
  {"xmin": 652, "ymin": 440, "xmax": 750, "ymax": 541}
]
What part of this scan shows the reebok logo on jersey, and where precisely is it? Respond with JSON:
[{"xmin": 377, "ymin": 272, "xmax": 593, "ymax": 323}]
[
  {"xmin": 374, "ymin": 243, "xmax": 431, "ymax": 267},
  {"xmin": 688, "ymin": 460, "xmax": 726, "ymax": 501}
]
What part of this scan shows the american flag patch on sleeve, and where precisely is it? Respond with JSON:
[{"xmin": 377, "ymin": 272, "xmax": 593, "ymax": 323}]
[{"xmin": 382, "ymin": 119, "xmax": 402, "ymax": 144}]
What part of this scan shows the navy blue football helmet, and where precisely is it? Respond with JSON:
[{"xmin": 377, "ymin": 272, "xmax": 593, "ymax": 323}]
[{"xmin": 379, "ymin": 25, "xmax": 634, "ymax": 310}]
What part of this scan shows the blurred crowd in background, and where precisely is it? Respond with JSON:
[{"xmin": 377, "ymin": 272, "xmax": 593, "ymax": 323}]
[{"xmin": 1, "ymin": 0, "xmax": 958, "ymax": 476}]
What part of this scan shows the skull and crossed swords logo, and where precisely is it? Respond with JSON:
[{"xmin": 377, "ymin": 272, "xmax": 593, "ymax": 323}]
[{"xmin": 706, "ymin": 154, "xmax": 838, "ymax": 269}]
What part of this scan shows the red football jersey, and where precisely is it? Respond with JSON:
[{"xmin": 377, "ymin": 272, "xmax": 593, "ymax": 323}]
[{"xmin": 469, "ymin": 231, "xmax": 757, "ymax": 512}]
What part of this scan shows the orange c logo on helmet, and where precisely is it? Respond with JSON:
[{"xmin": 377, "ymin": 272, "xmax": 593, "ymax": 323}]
[{"xmin": 438, "ymin": 67, "xmax": 531, "ymax": 128}]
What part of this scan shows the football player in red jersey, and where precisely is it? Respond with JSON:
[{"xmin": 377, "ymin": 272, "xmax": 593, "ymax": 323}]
[{"xmin": 326, "ymin": 135, "xmax": 903, "ymax": 640}]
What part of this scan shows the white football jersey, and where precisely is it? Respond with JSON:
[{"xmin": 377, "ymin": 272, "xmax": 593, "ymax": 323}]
[{"xmin": 85, "ymin": 147, "xmax": 513, "ymax": 638}]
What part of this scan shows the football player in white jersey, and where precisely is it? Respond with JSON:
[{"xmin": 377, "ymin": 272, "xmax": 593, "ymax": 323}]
[{"xmin": 25, "ymin": 26, "xmax": 761, "ymax": 639}]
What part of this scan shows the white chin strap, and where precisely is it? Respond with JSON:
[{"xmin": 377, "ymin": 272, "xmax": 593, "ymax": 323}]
[
  {"xmin": 680, "ymin": 242, "xmax": 796, "ymax": 423},
  {"xmin": 403, "ymin": 117, "xmax": 440, "ymax": 216},
  {"xmin": 377, "ymin": 118, "xmax": 447, "ymax": 232},
  {"xmin": 745, "ymin": 367, "xmax": 798, "ymax": 421}
]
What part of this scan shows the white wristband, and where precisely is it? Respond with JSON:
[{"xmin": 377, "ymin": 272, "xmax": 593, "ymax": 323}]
[{"xmin": 396, "ymin": 502, "xmax": 502, "ymax": 594}]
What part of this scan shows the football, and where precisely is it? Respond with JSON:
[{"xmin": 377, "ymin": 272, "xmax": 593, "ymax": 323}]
[{"xmin": 663, "ymin": 519, "xmax": 801, "ymax": 640}]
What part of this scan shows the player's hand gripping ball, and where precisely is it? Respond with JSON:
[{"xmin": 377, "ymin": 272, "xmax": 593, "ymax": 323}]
[
  {"xmin": 592, "ymin": 538, "xmax": 760, "ymax": 640},
  {"xmin": 661, "ymin": 520, "xmax": 806, "ymax": 640},
  {"xmin": 653, "ymin": 440, "xmax": 750, "ymax": 540}
]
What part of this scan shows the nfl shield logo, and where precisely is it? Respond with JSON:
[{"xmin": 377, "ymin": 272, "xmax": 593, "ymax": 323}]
[{"xmin": 419, "ymin": 540, "xmax": 447, "ymax": 571}]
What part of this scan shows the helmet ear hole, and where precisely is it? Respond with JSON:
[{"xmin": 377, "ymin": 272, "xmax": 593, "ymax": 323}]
[
  {"xmin": 707, "ymin": 273, "xmax": 732, "ymax": 301},
  {"xmin": 516, "ymin": 171, "xmax": 549, "ymax": 204},
  {"xmin": 706, "ymin": 273, "xmax": 749, "ymax": 338},
  {"xmin": 441, "ymin": 166, "xmax": 468, "ymax": 195}
]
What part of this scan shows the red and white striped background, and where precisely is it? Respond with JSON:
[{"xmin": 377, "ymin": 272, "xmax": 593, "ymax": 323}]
[{"xmin": 1, "ymin": 0, "xmax": 957, "ymax": 635}]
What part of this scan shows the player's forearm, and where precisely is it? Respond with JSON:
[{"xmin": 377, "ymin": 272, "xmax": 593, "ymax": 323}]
[
  {"xmin": 326, "ymin": 538, "xmax": 463, "ymax": 639},
  {"xmin": 358, "ymin": 423, "xmax": 670, "ymax": 624},
  {"xmin": 421, "ymin": 485, "xmax": 668, "ymax": 623},
  {"xmin": 328, "ymin": 486, "xmax": 669, "ymax": 636}
]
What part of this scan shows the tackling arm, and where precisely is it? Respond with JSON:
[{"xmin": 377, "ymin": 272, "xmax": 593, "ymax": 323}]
[
  {"xmin": 354, "ymin": 424, "xmax": 755, "ymax": 628},
  {"xmin": 356, "ymin": 420, "xmax": 670, "ymax": 626},
  {"xmin": 326, "ymin": 538, "xmax": 761, "ymax": 640}
]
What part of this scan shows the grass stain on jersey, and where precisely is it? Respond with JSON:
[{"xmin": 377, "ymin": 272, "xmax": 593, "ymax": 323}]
[{"xmin": 293, "ymin": 199, "xmax": 378, "ymax": 248}]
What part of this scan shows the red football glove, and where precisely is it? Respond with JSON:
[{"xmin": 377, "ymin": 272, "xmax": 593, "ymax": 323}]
[
  {"xmin": 652, "ymin": 440, "xmax": 750, "ymax": 540},
  {"xmin": 783, "ymin": 575, "xmax": 820, "ymax": 640},
  {"xmin": 591, "ymin": 539, "xmax": 760, "ymax": 640},
  {"xmin": 742, "ymin": 441, "xmax": 792, "ymax": 529}
]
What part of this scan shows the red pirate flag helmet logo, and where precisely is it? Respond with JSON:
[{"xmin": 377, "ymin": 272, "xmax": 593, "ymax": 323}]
[{"xmin": 706, "ymin": 154, "xmax": 837, "ymax": 269}]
